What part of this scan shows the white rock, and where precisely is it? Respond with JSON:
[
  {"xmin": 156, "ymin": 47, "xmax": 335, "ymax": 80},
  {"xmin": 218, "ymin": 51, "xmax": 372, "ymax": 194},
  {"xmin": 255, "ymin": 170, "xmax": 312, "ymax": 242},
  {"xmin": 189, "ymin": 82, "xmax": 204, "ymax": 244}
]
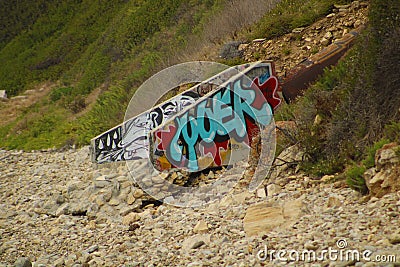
[
  {"xmin": 256, "ymin": 188, "xmax": 267, "ymax": 198},
  {"xmin": 0, "ymin": 90, "xmax": 7, "ymax": 99},
  {"xmin": 267, "ymin": 184, "xmax": 282, "ymax": 196}
]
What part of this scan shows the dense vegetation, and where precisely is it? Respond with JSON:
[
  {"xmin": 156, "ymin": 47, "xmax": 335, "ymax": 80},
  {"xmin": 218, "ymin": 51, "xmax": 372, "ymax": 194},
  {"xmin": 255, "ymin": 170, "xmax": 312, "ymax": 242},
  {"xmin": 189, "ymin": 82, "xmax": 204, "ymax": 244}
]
[
  {"xmin": 0, "ymin": 0, "xmax": 227, "ymax": 149},
  {"xmin": 281, "ymin": 0, "xmax": 400, "ymax": 191}
]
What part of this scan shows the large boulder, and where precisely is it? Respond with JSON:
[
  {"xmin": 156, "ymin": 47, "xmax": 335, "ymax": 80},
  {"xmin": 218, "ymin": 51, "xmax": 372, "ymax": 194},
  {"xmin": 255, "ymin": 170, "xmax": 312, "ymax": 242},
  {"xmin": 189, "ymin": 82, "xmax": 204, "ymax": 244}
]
[
  {"xmin": 243, "ymin": 197, "xmax": 306, "ymax": 236},
  {"xmin": 365, "ymin": 143, "xmax": 400, "ymax": 197}
]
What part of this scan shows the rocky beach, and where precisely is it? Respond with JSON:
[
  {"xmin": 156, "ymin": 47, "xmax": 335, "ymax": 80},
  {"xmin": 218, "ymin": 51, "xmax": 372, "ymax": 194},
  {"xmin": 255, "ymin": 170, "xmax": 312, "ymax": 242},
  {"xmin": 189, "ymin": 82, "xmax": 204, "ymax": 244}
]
[{"xmin": 1, "ymin": 144, "xmax": 399, "ymax": 266}]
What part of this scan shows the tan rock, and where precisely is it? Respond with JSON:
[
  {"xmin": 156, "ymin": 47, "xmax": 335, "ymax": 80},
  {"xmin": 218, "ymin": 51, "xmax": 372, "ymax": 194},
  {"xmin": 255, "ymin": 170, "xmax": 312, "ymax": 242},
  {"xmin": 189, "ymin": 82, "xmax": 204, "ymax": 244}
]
[
  {"xmin": 327, "ymin": 196, "xmax": 342, "ymax": 208},
  {"xmin": 133, "ymin": 189, "xmax": 144, "ymax": 199},
  {"xmin": 182, "ymin": 234, "xmax": 211, "ymax": 252},
  {"xmin": 126, "ymin": 193, "xmax": 135, "ymax": 205},
  {"xmin": 193, "ymin": 220, "xmax": 209, "ymax": 234},
  {"xmin": 233, "ymin": 191, "xmax": 252, "ymax": 204},
  {"xmin": 365, "ymin": 143, "xmax": 400, "ymax": 197},
  {"xmin": 256, "ymin": 188, "xmax": 267, "ymax": 198},
  {"xmin": 122, "ymin": 212, "xmax": 140, "ymax": 225},
  {"xmin": 243, "ymin": 197, "xmax": 305, "ymax": 236},
  {"xmin": 388, "ymin": 233, "xmax": 400, "ymax": 245},
  {"xmin": 243, "ymin": 203, "xmax": 284, "ymax": 236},
  {"xmin": 108, "ymin": 198, "xmax": 120, "ymax": 206},
  {"xmin": 266, "ymin": 184, "xmax": 281, "ymax": 196},
  {"xmin": 321, "ymin": 175, "xmax": 335, "ymax": 182},
  {"xmin": 375, "ymin": 143, "xmax": 399, "ymax": 171}
]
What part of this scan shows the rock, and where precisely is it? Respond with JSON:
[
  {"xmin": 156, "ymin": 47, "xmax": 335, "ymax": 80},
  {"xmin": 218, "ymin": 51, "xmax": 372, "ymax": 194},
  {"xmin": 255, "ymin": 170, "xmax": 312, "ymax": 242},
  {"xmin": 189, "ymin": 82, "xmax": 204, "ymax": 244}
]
[
  {"xmin": 122, "ymin": 212, "xmax": 140, "ymax": 225},
  {"xmin": 252, "ymin": 38, "xmax": 266, "ymax": 43},
  {"xmin": 94, "ymin": 180, "xmax": 110, "ymax": 188},
  {"xmin": 334, "ymin": 4, "xmax": 350, "ymax": 9},
  {"xmin": 15, "ymin": 257, "xmax": 32, "ymax": 267},
  {"xmin": 321, "ymin": 175, "xmax": 335, "ymax": 182},
  {"xmin": 327, "ymin": 196, "xmax": 342, "ymax": 208},
  {"xmin": 266, "ymin": 184, "xmax": 281, "ymax": 196},
  {"xmin": 324, "ymin": 31, "xmax": 333, "ymax": 40},
  {"xmin": 388, "ymin": 234, "xmax": 400, "ymax": 244},
  {"xmin": 320, "ymin": 37, "xmax": 331, "ymax": 46},
  {"xmin": 365, "ymin": 143, "xmax": 400, "ymax": 197},
  {"xmin": 84, "ymin": 245, "xmax": 99, "ymax": 254},
  {"xmin": 24, "ymin": 89, "xmax": 36, "ymax": 95},
  {"xmin": 238, "ymin": 43, "xmax": 249, "ymax": 50},
  {"xmin": 11, "ymin": 95, "xmax": 28, "ymax": 100},
  {"xmin": 304, "ymin": 241, "xmax": 319, "ymax": 250},
  {"xmin": 53, "ymin": 257, "xmax": 65, "ymax": 267},
  {"xmin": 133, "ymin": 188, "xmax": 144, "ymax": 199},
  {"xmin": 0, "ymin": 90, "xmax": 7, "ymax": 99},
  {"xmin": 243, "ymin": 203, "xmax": 283, "ymax": 236},
  {"xmin": 193, "ymin": 220, "xmax": 209, "ymax": 234},
  {"xmin": 243, "ymin": 198, "xmax": 305, "ymax": 236},
  {"xmin": 292, "ymin": 27, "xmax": 305, "ymax": 33},
  {"xmin": 191, "ymin": 241, "xmax": 205, "ymax": 249},
  {"xmin": 375, "ymin": 143, "xmax": 399, "ymax": 171},
  {"xmin": 55, "ymin": 203, "xmax": 70, "ymax": 217},
  {"xmin": 69, "ymin": 202, "xmax": 89, "ymax": 216},
  {"xmin": 256, "ymin": 188, "xmax": 267, "ymax": 198},
  {"xmin": 270, "ymin": 144, "xmax": 304, "ymax": 181},
  {"xmin": 126, "ymin": 193, "xmax": 136, "ymax": 205},
  {"xmin": 108, "ymin": 198, "xmax": 120, "ymax": 206},
  {"xmin": 182, "ymin": 235, "xmax": 210, "ymax": 251},
  {"xmin": 187, "ymin": 262, "xmax": 203, "ymax": 267},
  {"xmin": 354, "ymin": 19, "xmax": 362, "ymax": 28},
  {"xmin": 219, "ymin": 195, "xmax": 233, "ymax": 207}
]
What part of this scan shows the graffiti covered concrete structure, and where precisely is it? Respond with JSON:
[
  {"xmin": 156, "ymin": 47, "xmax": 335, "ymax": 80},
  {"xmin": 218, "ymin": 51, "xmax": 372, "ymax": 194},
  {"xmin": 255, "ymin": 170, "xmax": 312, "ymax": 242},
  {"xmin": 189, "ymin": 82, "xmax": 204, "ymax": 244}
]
[
  {"xmin": 90, "ymin": 61, "xmax": 275, "ymax": 164},
  {"xmin": 150, "ymin": 62, "xmax": 281, "ymax": 171}
]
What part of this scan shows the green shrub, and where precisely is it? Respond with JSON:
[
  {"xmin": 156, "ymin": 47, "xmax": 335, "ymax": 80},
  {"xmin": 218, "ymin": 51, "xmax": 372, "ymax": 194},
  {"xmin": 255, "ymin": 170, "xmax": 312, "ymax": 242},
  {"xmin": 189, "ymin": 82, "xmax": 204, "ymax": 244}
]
[
  {"xmin": 345, "ymin": 165, "xmax": 368, "ymax": 195},
  {"xmin": 384, "ymin": 122, "xmax": 400, "ymax": 143},
  {"xmin": 49, "ymin": 86, "xmax": 74, "ymax": 102},
  {"xmin": 62, "ymin": 95, "xmax": 86, "ymax": 114},
  {"xmin": 218, "ymin": 57, "xmax": 247, "ymax": 66}
]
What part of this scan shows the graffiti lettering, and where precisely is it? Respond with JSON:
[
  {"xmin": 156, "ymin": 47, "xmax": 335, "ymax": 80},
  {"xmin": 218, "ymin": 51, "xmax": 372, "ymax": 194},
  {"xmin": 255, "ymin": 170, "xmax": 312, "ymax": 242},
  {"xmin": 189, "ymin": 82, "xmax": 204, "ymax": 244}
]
[
  {"xmin": 91, "ymin": 62, "xmax": 273, "ymax": 164},
  {"xmin": 152, "ymin": 74, "xmax": 280, "ymax": 171}
]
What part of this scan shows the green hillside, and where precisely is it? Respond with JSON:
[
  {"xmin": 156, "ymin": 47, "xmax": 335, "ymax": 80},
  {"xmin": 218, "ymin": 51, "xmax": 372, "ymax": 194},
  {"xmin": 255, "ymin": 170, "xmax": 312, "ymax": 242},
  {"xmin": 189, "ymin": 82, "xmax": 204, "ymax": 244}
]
[{"xmin": 0, "ymin": 0, "xmax": 228, "ymax": 149}]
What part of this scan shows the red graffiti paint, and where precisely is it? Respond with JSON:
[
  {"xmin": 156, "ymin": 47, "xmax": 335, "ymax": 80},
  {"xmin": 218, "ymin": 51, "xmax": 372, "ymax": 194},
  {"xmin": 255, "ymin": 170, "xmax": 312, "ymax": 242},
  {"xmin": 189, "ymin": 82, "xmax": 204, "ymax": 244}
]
[
  {"xmin": 251, "ymin": 76, "xmax": 281, "ymax": 111},
  {"xmin": 155, "ymin": 125, "xmax": 177, "ymax": 151},
  {"xmin": 203, "ymin": 140, "xmax": 230, "ymax": 166},
  {"xmin": 245, "ymin": 76, "xmax": 280, "ymax": 144}
]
